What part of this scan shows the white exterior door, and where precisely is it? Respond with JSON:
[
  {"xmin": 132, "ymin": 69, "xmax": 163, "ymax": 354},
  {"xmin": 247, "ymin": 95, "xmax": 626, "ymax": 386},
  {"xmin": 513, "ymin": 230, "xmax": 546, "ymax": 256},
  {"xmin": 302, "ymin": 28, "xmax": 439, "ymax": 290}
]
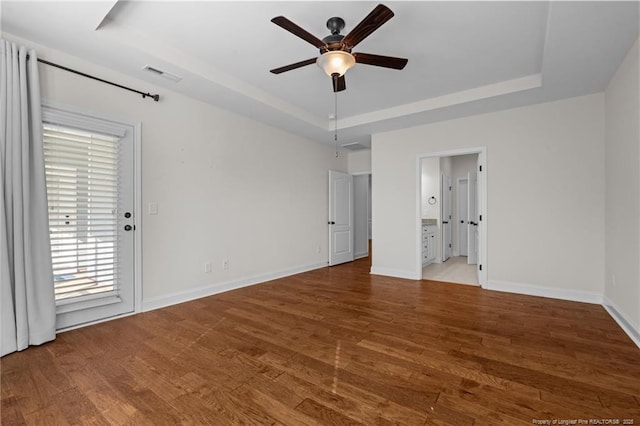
[
  {"xmin": 43, "ymin": 107, "xmax": 137, "ymax": 330},
  {"xmin": 441, "ymin": 174, "xmax": 452, "ymax": 262},
  {"xmin": 329, "ymin": 170, "xmax": 354, "ymax": 266},
  {"xmin": 467, "ymin": 171, "xmax": 478, "ymax": 265},
  {"xmin": 457, "ymin": 178, "xmax": 468, "ymax": 256}
]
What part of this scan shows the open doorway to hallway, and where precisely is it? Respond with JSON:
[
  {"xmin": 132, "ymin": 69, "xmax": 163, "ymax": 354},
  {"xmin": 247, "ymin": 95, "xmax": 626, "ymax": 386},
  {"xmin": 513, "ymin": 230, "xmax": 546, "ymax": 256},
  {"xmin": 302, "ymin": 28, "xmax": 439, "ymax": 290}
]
[{"xmin": 353, "ymin": 173, "xmax": 372, "ymax": 260}]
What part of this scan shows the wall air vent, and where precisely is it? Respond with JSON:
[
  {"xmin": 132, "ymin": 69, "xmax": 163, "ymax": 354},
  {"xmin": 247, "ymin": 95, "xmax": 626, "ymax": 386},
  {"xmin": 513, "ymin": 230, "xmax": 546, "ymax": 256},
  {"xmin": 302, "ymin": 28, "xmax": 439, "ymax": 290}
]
[
  {"xmin": 143, "ymin": 65, "xmax": 182, "ymax": 82},
  {"xmin": 341, "ymin": 142, "xmax": 369, "ymax": 151}
]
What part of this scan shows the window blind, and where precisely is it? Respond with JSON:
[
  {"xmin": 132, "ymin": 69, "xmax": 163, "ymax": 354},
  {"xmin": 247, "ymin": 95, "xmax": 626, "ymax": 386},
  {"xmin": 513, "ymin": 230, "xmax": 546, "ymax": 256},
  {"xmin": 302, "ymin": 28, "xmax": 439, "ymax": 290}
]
[{"xmin": 43, "ymin": 124, "xmax": 122, "ymax": 303}]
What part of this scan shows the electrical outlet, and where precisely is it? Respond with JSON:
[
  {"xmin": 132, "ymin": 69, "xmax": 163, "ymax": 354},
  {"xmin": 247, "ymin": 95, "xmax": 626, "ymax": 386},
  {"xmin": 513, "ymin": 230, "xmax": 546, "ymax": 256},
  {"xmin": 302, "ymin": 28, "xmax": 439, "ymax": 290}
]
[
  {"xmin": 204, "ymin": 262, "xmax": 212, "ymax": 273},
  {"xmin": 222, "ymin": 260, "xmax": 229, "ymax": 270}
]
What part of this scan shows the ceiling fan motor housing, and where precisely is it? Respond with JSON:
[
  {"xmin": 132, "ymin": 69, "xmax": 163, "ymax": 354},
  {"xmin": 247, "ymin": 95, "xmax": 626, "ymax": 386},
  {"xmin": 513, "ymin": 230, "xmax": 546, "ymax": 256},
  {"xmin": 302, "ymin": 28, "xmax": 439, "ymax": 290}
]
[
  {"xmin": 322, "ymin": 17, "xmax": 349, "ymax": 53},
  {"xmin": 326, "ymin": 17, "xmax": 345, "ymax": 35}
]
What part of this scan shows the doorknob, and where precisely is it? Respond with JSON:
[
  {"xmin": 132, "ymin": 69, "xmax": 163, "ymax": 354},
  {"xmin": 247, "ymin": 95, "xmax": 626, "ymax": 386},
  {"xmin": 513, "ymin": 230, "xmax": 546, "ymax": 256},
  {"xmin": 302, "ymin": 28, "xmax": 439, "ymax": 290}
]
[
  {"xmin": 124, "ymin": 212, "xmax": 132, "ymax": 218},
  {"xmin": 328, "ymin": 221, "xmax": 335, "ymax": 225},
  {"xmin": 124, "ymin": 224, "xmax": 133, "ymax": 231}
]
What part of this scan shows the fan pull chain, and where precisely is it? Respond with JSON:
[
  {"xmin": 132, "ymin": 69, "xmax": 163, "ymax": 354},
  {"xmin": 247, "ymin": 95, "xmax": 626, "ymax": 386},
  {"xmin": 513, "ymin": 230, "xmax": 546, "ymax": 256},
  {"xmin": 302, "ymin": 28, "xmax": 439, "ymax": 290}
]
[{"xmin": 334, "ymin": 91, "xmax": 339, "ymax": 158}]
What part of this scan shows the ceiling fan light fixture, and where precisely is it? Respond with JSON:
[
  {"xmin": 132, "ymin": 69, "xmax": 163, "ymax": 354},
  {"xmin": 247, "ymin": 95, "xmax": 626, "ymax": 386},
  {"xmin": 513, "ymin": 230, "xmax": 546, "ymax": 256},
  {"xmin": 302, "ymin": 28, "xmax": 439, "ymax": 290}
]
[{"xmin": 316, "ymin": 51, "xmax": 356, "ymax": 77}]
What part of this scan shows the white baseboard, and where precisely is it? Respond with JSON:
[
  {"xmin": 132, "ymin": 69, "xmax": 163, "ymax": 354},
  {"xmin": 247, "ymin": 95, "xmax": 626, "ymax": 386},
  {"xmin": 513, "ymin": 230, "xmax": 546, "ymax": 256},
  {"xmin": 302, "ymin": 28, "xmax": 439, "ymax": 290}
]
[
  {"xmin": 602, "ymin": 295, "xmax": 640, "ymax": 349},
  {"xmin": 354, "ymin": 252, "xmax": 369, "ymax": 260},
  {"xmin": 142, "ymin": 261, "xmax": 327, "ymax": 312},
  {"xmin": 370, "ymin": 266, "xmax": 420, "ymax": 280},
  {"xmin": 485, "ymin": 280, "xmax": 603, "ymax": 304}
]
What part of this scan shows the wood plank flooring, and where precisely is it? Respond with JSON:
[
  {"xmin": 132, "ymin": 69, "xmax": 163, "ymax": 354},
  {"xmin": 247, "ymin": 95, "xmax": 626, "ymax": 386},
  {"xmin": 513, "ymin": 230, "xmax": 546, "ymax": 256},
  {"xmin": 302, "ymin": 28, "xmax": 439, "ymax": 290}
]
[{"xmin": 2, "ymin": 256, "xmax": 640, "ymax": 425}]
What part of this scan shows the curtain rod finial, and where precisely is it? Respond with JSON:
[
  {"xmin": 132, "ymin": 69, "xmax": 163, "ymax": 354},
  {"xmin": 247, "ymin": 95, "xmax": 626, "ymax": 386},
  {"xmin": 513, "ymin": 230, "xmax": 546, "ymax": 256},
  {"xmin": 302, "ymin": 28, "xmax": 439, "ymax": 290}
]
[{"xmin": 142, "ymin": 93, "xmax": 160, "ymax": 102}]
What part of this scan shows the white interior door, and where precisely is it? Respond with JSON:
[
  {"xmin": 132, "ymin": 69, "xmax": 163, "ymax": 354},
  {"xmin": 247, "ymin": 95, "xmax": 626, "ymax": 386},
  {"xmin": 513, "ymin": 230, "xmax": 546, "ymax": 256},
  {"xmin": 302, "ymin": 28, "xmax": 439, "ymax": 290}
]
[
  {"xmin": 43, "ymin": 109, "xmax": 137, "ymax": 330},
  {"xmin": 475, "ymin": 159, "xmax": 481, "ymax": 284},
  {"xmin": 467, "ymin": 171, "xmax": 478, "ymax": 265},
  {"xmin": 457, "ymin": 179, "xmax": 468, "ymax": 256},
  {"xmin": 441, "ymin": 174, "xmax": 452, "ymax": 262},
  {"xmin": 329, "ymin": 170, "xmax": 354, "ymax": 266}
]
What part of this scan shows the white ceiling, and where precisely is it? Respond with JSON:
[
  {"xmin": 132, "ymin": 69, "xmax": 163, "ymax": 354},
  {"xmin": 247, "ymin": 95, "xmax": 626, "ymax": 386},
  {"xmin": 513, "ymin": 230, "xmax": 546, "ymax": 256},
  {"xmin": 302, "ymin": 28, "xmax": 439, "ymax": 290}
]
[{"xmin": 2, "ymin": 1, "xmax": 638, "ymax": 148}]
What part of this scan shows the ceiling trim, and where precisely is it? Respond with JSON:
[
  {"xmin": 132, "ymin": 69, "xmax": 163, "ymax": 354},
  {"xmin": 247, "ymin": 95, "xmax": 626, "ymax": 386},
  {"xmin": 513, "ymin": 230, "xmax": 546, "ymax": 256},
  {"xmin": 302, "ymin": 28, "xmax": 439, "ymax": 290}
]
[
  {"xmin": 93, "ymin": 1, "xmax": 120, "ymax": 31},
  {"xmin": 99, "ymin": 16, "xmax": 544, "ymax": 134},
  {"xmin": 97, "ymin": 18, "xmax": 327, "ymax": 130},
  {"xmin": 338, "ymin": 74, "xmax": 543, "ymax": 130}
]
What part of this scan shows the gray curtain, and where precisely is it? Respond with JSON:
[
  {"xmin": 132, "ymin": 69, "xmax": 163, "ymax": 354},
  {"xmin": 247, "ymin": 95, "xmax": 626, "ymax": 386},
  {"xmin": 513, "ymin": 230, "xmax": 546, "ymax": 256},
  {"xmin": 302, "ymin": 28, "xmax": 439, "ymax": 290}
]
[{"xmin": 1, "ymin": 39, "xmax": 56, "ymax": 356}]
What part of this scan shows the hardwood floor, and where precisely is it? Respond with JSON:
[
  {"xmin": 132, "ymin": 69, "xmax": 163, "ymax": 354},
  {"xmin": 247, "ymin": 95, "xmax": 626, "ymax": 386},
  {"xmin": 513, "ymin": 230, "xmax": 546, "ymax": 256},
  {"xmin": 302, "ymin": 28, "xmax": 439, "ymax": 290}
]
[{"xmin": 2, "ymin": 256, "xmax": 639, "ymax": 425}]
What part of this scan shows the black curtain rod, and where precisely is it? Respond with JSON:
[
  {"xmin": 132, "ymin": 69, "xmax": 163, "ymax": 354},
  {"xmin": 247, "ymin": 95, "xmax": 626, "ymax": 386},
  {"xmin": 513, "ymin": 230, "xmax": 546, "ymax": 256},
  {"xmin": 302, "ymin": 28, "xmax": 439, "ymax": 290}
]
[{"xmin": 37, "ymin": 58, "xmax": 160, "ymax": 102}]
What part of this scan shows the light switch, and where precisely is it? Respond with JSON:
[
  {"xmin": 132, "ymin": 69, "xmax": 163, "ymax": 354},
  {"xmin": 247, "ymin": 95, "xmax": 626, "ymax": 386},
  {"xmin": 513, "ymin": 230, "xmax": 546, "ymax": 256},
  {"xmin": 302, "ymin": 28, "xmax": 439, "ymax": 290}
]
[{"xmin": 148, "ymin": 202, "xmax": 158, "ymax": 215}]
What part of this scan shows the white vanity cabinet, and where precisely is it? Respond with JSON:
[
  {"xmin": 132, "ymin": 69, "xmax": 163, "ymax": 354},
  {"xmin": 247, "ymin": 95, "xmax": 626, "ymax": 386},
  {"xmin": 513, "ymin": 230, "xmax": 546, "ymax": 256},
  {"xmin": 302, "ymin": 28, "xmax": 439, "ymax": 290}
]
[{"xmin": 422, "ymin": 225, "xmax": 437, "ymax": 266}]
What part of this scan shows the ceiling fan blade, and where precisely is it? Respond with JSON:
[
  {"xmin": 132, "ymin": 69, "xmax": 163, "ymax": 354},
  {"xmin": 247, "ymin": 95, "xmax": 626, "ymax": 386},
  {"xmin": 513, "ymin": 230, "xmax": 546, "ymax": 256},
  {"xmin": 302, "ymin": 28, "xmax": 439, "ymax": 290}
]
[
  {"xmin": 353, "ymin": 52, "xmax": 408, "ymax": 70},
  {"xmin": 342, "ymin": 4, "xmax": 395, "ymax": 49},
  {"xmin": 271, "ymin": 16, "xmax": 326, "ymax": 49},
  {"xmin": 270, "ymin": 58, "xmax": 317, "ymax": 74},
  {"xmin": 332, "ymin": 74, "xmax": 346, "ymax": 92}
]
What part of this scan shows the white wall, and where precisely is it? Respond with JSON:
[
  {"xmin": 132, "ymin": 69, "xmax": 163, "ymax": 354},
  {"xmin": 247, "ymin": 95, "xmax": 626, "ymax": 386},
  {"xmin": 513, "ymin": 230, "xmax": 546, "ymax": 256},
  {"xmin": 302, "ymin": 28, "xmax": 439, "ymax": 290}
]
[
  {"xmin": 347, "ymin": 150, "xmax": 372, "ymax": 174},
  {"xmin": 421, "ymin": 157, "xmax": 443, "ymax": 262},
  {"xmin": 439, "ymin": 156, "xmax": 453, "ymax": 262},
  {"xmin": 604, "ymin": 38, "xmax": 640, "ymax": 338},
  {"xmin": 372, "ymin": 93, "xmax": 605, "ymax": 300},
  {"xmin": 12, "ymin": 35, "xmax": 347, "ymax": 309},
  {"xmin": 421, "ymin": 157, "xmax": 440, "ymax": 219}
]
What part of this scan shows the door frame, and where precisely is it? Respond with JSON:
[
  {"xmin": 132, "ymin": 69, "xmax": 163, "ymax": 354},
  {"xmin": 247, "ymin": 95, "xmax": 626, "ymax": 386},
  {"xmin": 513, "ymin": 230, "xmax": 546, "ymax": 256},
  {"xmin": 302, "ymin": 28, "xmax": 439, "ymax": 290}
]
[
  {"xmin": 416, "ymin": 147, "xmax": 487, "ymax": 286},
  {"xmin": 42, "ymin": 101, "xmax": 142, "ymax": 331}
]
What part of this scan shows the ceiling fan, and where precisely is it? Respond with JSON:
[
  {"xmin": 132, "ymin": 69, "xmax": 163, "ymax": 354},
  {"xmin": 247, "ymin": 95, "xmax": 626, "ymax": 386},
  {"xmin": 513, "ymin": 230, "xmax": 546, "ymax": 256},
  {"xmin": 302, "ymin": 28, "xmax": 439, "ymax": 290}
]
[{"xmin": 270, "ymin": 4, "xmax": 408, "ymax": 92}]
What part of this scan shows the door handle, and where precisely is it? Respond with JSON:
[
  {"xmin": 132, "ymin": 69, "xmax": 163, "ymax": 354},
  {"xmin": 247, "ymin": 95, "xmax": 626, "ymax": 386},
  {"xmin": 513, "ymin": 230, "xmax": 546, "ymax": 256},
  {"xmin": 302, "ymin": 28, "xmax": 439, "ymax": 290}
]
[
  {"xmin": 328, "ymin": 221, "xmax": 335, "ymax": 225},
  {"xmin": 442, "ymin": 221, "xmax": 449, "ymax": 224},
  {"xmin": 124, "ymin": 224, "xmax": 133, "ymax": 231}
]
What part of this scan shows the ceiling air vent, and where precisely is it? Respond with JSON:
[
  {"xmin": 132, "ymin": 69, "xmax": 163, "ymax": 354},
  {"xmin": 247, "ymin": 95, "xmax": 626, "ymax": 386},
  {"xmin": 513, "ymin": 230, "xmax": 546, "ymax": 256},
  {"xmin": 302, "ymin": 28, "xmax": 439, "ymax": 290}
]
[
  {"xmin": 341, "ymin": 142, "xmax": 369, "ymax": 151},
  {"xmin": 143, "ymin": 65, "xmax": 182, "ymax": 82}
]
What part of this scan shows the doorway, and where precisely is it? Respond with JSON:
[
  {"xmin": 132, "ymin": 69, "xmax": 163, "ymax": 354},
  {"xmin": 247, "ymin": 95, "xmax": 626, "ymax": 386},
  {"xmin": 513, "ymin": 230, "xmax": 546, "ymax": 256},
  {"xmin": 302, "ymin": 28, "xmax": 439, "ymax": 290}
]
[
  {"xmin": 417, "ymin": 148, "xmax": 487, "ymax": 286},
  {"xmin": 353, "ymin": 173, "xmax": 371, "ymax": 259},
  {"xmin": 42, "ymin": 105, "xmax": 141, "ymax": 330},
  {"xmin": 328, "ymin": 171, "xmax": 371, "ymax": 266}
]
